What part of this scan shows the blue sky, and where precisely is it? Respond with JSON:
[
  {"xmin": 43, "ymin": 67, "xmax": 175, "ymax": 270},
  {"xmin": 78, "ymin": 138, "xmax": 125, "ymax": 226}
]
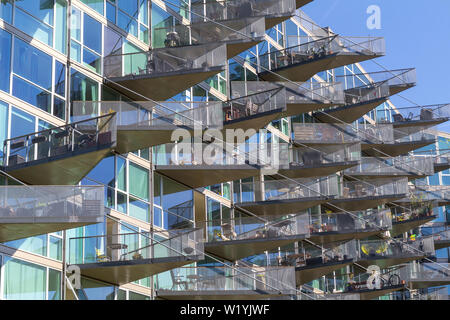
[{"xmin": 302, "ymin": 0, "xmax": 450, "ymax": 128}]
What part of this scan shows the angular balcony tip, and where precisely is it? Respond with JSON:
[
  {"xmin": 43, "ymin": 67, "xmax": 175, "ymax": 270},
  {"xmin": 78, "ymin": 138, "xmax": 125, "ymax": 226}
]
[
  {"xmin": 203, "ymin": 213, "xmax": 310, "ymax": 261},
  {"xmin": 399, "ymin": 263, "xmax": 450, "ymax": 290},
  {"xmin": 258, "ymin": 35, "xmax": 385, "ymax": 82},
  {"xmin": 103, "ymin": 43, "xmax": 227, "ymax": 101},
  {"xmin": 280, "ymin": 143, "xmax": 361, "ymax": 179},
  {"xmin": 231, "ymin": 81, "xmax": 345, "ymax": 118},
  {"xmin": 433, "ymin": 230, "xmax": 450, "ymax": 250},
  {"xmin": 0, "ymin": 185, "xmax": 104, "ymax": 243},
  {"xmin": 224, "ymin": 86, "xmax": 287, "ymax": 132},
  {"xmin": 391, "ymin": 205, "xmax": 437, "ymax": 237},
  {"xmin": 72, "ymin": 101, "xmax": 224, "ymax": 154},
  {"xmin": 296, "ymin": 0, "xmax": 314, "ymax": 9},
  {"xmin": 355, "ymin": 237, "xmax": 435, "ymax": 269},
  {"xmin": 326, "ymin": 178, "xmax": 408, "ymax": 212},
  {"xmin": 344, "ymin": 156, "xmax": 435, "ymax": 181},
  {"xmin": 191, "ymin": 0, "xmax": 297, "ymax": 30},
  {"xmin": 292, "ymin": 241, "xmax": 358, "ymax": 286},
  {"xmin": 235, "ymin": 175, "xmax": 338, "ymax": 216},
  {"xmin": 308, "ymin": 209, "xmax": 392, "ymax": 245},
  {"xmin": 394, "ymin": 185, "xmax": 450, "ymax": 207},
  {"xmin": 433, "ymin": 155, "xmax": 450, "ymax": 174},
  {"xmin": 67, "ymin": 228, "xmax": 204, "ymax": 286},
  {"xmin": 344, "ymin": 273, "xmax": 405, "ymax": 300},
  {"xmin": 155, "ymin": 266, "xmax": 297, "ymax": 300},
  {"xmin": 314, "ymin": 83, "xmax": 390, "ymax": 124},
  {"xmin": 1, "ymin": 114, "xmax": 117, "ymax": 185}
]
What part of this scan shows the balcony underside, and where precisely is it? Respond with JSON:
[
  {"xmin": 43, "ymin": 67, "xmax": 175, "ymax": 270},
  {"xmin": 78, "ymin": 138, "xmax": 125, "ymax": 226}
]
[
  {"xmin": 223, "ymin": 108, "xmax": 285, "ymax": 132},
  {"xmin": 407, "ymin": 280, "xmax": 450, "ymax": 290},
  {"xmin": 434, "ymin": 162, "xmax": 450, "ymax": 174},
  {"xmin": 356, "ymin": 254, "xmax": 425, "ymax": 270},
  {"xmin": 72, "ymin": 255, "xmax": 202, "ymax": 286},
  {"xmin": 347, "ymin": 173, "xmax": 429, "ymax": 181},
  {"xmin": 227, "ymin": 38, "xmax": 265, "ymax": 59},
  {"xmin": 205, "ymin": 235, "xmax": 307, "ymax": 261},
  {"xmin": 1, "ymin": 146, "xmax": 113, "ymax": 185},
  {"xmin": 278, "ymin": 161, "xmax": 359, "ymax": 179},
  {"xmin": 105, "ymin": 66, "xmax": 224, "ymax": 101},
  {"xmin": 295, "ymin": 259, "xmax": 354, "ymax": 286},
  {"xmin": 394, "ymin": 199, "xmax": 450, "ymax": 207},
  {"xmin": 237, "ymin": 197, "xmax": 332, "ymax": 216},
  {"xmin": 0, "ymin": 219, "xmax": 100, "ymax": 243},
  {"xmin": 434, "ymin": 240, "xmax": 450, "ymax": 250},
  {"xmin": 390, "ymin": 216, "xmax": 437, "ymax": 237},
  {"xmin": 265, "ymin": 14, "xmax": 294, "ymax": 30},
  {"xmin": 314, "ymin": 98, "xmax": 388, "ymax": 123},
  {"xmin": 296, "ymin": 0, "xmax": 314, "ymax": 9},
  {"xmin": 155, "ymin": 165, "xmax": 262, "ymax": 189},
  {"xmin": 389, "ymin": 83, "xmax": 415, "ymax": 96},
  {"xmin": 259, "ymin": 53, "xmax": 381, "ymax": 82},
  {"xmin": 361, "ymin": 140, "xmax": 436, "ymax": 157},
  {"xmin": 156, "ymin": 290, "xmax": 292, "ymax": 300},
  {"xmin": 286, "ymin": 102, "xmax": 337, "ymax": 117},
  {"xmin": 358, "ymin": 285, "xmax": 405, "ymax": 300},
  {"xmin": 308, "ymin": 229, "xmax": 383, "ymax": 246},
  {"xmin": 326, "ymin": 194, "xmax": 406, "ymax": 212},
  {"xmin": 393, "ymin": 118, "xmax": 448, "ymax": 134}
]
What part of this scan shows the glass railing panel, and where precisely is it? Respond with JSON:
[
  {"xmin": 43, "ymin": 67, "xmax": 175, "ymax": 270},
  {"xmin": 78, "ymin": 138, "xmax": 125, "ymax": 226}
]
[
  {"xmin": 191, "ymin": 0, "xmax": 296, "ymax": 23},
  {"xmin": 293, "ymin": 123, "xmax": 361, "ymax": 144},
  {"xmin": 379, "ymin": 104, "xmax": 450, "ymax": 124},
  {"xmin": 355, "ymin": 123, "xmax": 395, "ymax": 144},
  {"xmin": 199, "ymin": 212, "xmax": 310, "ymax": 242},
  {"xmin": 104, "ymin": 43, "xmax": 227, "ymax": 78},
  {"xmin": 231, "ymin": 81, "xmax": 345, "ymax": 105},
  {"xmin": 339, "ymin": 178, "xmax": 408, "ymax": 199},
  {"xmin": 343, "ymin": 81, "xmax": 390, "ymax": 105},
  {"xmin": 344, "ymin": 156, "xmax": 435, "ymax": 177},
  {"xmin": 391, "ymin": 202, "xmax": 435, "ymax": 223},
  {"xmin": 357, "ymin": 237, "xmax": 433, "ymax": 259},
  {"xmin": 400, "ymin": 263, "xmax": 450, "ymax": 282},
  {"xmin": 433, "ymin": 230, "xmax": 450, "ymax": 241},
  {"xmin": 3, "ymin": 114, "xmax": 117, "ymax": 167},
  {"xmin": 68, "ymin": 228, "xmax": 204, "ymax": 265},
  {"xmin": 291, "ymin": 143, "xmax": 361, "ymax": 166},
  {"xmin": 72, "ymin": 101, "xmax": 224, "ymax": 130},
  {"xmin": 335, "ymin": 68, "xmax": 416, "ymax": 90},
  {"xmin": 155, "ymin": 265, "xmax": 296, "ymax": 293},
  {"xmin": 0, "ymin": 185, "xmax": 104, "ymax": 222}
]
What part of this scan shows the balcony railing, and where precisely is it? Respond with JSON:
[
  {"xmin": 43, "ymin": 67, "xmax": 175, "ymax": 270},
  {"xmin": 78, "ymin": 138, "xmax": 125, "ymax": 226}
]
[
  {"xmin": 104, "ymin": 43, "xmax": 227, "ymax": 79},
  {"xmin": 391, "ymin": 202, "xmax": 435, "ymax": 223},
  {"xmin": 71, "ymin": 101, "xmax": 224, "ymax": 130},
  {"xmin": 379, "ymin": 104, "xmax": 450, "ymax": 124},
  {"xmin": 259, "ymin": 35, "xmax": 384, "ymax": 72},
  {"xmin": 68, "ymin": 228, "xmax": 204, "ymax": 265},
  {"xmin": 199, "ymin": 212, "xmax": 310, "ymax": 243},
  {"xmin": 400, "ymin": 184, "xmax": 450, "ymax": 203},
  {"xmin": 357, "ymin": 237, "xmax": 435, "ymax": 259},
  {"xmin": 0, "ymin": 185, "xmax": 104, "ymax": 223},
  {"xmin": 343, "ymin": 81, "xmax": 390, "ymax": 105},
  {"xmin": 339, "ymin": 178, "xmax": 408, "ymax": 199},
  {"xmin": 309, "ymin": 209, "xmax": 392, "ymax": 234},
  {"xmin": 153, "ymin": 16, "xmax": 266, "ymax": 49},
  {"xmin": 293, "ymin": 123, "xmax": 361, "ymax": 144},
  {"xmin": 344, "ymin": 156, "xmax": 435, "ymax": 177},
  {"xmin": 190, "ymin": 0, "xmax": 296, "ymax": 22},
  {"xmin": 336, "ymin": 68, "xmax": 417, "ymax": 91},
  {"xmin": 291, "ymin": 143, "xmax": 361, "ymax": 166},
  {"xmin": 410, "ymin": 287, "xmax": 449, "ymax": 300},
  {"xmin": 155, "ymin": 266, "xmax": 296, "ymax": 294},
  {"xmin": 231, "ymin": 81, "xmax": 345, "ymax": 106},
  {"xmin": 399, "ymin": 263, "xmax": 450, "ymax": 282},
  {"xmin": 235, "ymin": 175, "xmax": 339, "ymax": 204},
  {"xmin": 433, "ymin": 230, "xmax": 450, "ymax": 242},
  {"xmin": 2, "ymin": 113, "xmax": 117, "ymax": 168},
  {"xmin": 224, "ymin": 87, "xmax": 287, "ymax": 123}
]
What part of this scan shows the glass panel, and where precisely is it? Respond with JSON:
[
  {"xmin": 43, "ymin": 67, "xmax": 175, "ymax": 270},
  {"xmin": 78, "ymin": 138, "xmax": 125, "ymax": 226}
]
[
  {"xmin": 55, "ymin": 0, "xmax": 67, "ymax": 54},
  {"xmin": 12, "ymin": 76, "xmax": 51, "ymax": 113},
  {"xmin": 0, "ymin": 100, "xmax": 8, "ymax": 161},
  {"xmin": 0, "ymin": 29, "xmax": 11, "ymax": 93},
  {"xmin": 83, "ymin": 13, "xmax": 102, "ymax": 54},
  {"xmin": 71, "ymin": 7, "xmax": 81, "ymax": 41},
  {"xmin": 3, "ymin": 257, "xmax": 46, "ymax": 300},
  {"xmin": 129, "ymin": 162, "xmax": 149, "ymax": 201},
  {"xmin": 14, "ymin": 7, "xmax": 53, "ymax": 46},
  {"xmin": 82, "ymin": 0, "xmax": 104, "ymax": 15},
  {"xmin": 0, "ymin": 1, "xmax": 12, "ymax": 23},
  {"xmin": 48, "ymin": 269, "xmax": 61, "ymax": 300},
  {"xmin": 49, "ymin": 236, "xmax": 62, "ymax": 261},
  {"xmin": 116, "ymin": 156, "xmax": 126, "ymax": 191},
  {"xmin": 129, "ymin": 196, "xmax": 149, "ymax": 222}
]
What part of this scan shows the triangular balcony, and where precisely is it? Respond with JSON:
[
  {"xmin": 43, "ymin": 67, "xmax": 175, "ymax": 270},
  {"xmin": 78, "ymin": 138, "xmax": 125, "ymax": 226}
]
[
  {"xmin": 399, "ymin": 263, "xmax": 450, "ymax": 290},
  {"xmin": 394, "ymin": 185, "xmax": 450, "ymax": 207},
  {"xmin": 235, "ymin": 175, "xmax": 338, "ymax": 216},
  {"xmin": 67, "ymin": 228, "xmax": 204, "ymax": 286},
  {"xmin": 390, "ymin": 203, "xmax": 437, "ymax": 237},
  {"xmin": 0, "ymin": 185, "xmax": 103, "ymax": 243},
  {"xmin": 202, "ymin": 212, "xmax": 310, "ymax": 261},
  {"xmin": 293, "ymin": 123, "xmax": 361, "ymax": 148},
  {"xmin": 155, "ymin": 266, "xmax": 296, "ymax": 300},
  {"xmin": 103, "ymin": 43, "xmax": 227, "ymax": 101},
  {"xmin": 231, "ymin": 81, "xmax": 345, "ymax": 118},
  {"xmin": 1, "ymin": 114, "xmax": 117, "ymax": 185},
  {"xmin": 433, "ymin": 230, "xmax": 450, "ymax": 250},
  {"xmin": 326, "ymin": 178, "xmax": 408, "ymax": 212},
  {"xmin": 258, "ymin": 35, "xmax": 385, "ymax": 82}
]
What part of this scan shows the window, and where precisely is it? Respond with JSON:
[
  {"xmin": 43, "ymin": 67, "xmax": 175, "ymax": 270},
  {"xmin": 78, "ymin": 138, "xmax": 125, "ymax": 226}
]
[
  {"xmin": 0, "ymin": 101, "xmax": 8, "ymax": 160},
  {"xmin": 70, "ymin": 68, "xmax": 99, "ymax": 118},
  {"xmin": 0, "ymin": 29, "xmax": 11, "ymax": 93},
  {"xmin": 81, "ymin": 0, "xmax": 104, "ymax": 15},
  {"xmin": 107, "ymin": 0, "xmax": 149, "ymax": 44}
]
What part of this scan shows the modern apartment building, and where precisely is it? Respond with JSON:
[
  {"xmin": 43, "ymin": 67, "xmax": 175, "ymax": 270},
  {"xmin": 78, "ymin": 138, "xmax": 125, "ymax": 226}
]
[{"xmin": 0, "ymin": 0, "xmax": 448, "ymax": 301}]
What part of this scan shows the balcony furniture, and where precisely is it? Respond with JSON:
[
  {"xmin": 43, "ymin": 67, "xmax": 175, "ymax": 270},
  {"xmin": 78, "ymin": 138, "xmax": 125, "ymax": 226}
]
[
  {"xmin": 109, "ymin": 243, "xmax": 128, "ymax": 261},
  {"xmin": 51, "ymin": 144, "xmax": 69, "ymax": 157},
  {"xmin": 420, "ymin": 108, "xmax": 434, "ymax": 121},
  {"xmin": 355, "ymin": 184, "xmax": 367, "ymax": 197},
  {"xmin": 220, "ymin": 223, "xmax": 237, "ymax": 241},
  {"xmin": 271, "ymin": 219, "xmax": 294, "ymax": 235},
  {"xmin": 302, "ymin": 151, "xmax": 323, "ymax": 166},
  {"xmin": 342, "ymin": 187, "xmax": 350, "ymax": 198},
  {"xmin": 164, "ymin": 31, "xmax": 181, "ymax": 48},
  {"xmin": 306, "ymin": 256, "xmax": 323, "ymax": 266},
  {"xmin": 336, "ymin": 214, "xmax": 355, "ymax": 231},
  {"xmin": 95, "ymin": 248, "xmax": 110, "ymax": 262},
  {"xmin": 98, "ymin": 131, "xmax": 112, "ymax": 145},
  {"xmin": 8, "ymin": 154, "xmax": 25, "ymax": 166},
  {"xmin": 170, "ymin": 270, "xmax": 189, "ymax": 290}
]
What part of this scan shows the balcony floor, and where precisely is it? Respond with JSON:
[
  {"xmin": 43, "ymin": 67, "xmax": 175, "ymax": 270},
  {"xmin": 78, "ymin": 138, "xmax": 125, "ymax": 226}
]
[
  {"xmin": 265, "ymin": 14, "xmax": 294, "ymax": 30},
  {"xmin": 278, "ymin": 161, "xmax": 359, "ymax": 179},
  {"xmin": 393, "ymin": 118, "xmax": 448, "ymax": 134},
  {"xmin": 156, "ymin": 290, "xmax": 292, "ymax": 300},
  {"xmin": 434, "ymin": 240, "xmax": 450, "ymax": 251},
  {"xmin": 205, "ymin": 235, "xmax": 307, "ymax": 262},
  {"xmin": 314, "ymin": 98, "xmax": 388, "ymax": 123},
  {"xmin": 390, "ymin": 215, "xmax": 437, "ymax": 237},
  {"xmin": 259, "ymin": 53, "xmax": 382, "ymax": 82},
  {"xmin": 71, "ymin": 255, "xmax": 203, "ymax": 286},
  {"xmin": 389, "ymin": 83, "xmax": 415, "ymax": 96},
  {"xmin": 361, "ymin": 139, "xmax": 436, "ymax": 157},
  {"xmin": 223, "ymin": 108, "xmax": 285, "ymax": 132},
  {"xmin": 155, "ymin": 164, "xmax": 262, "ymax": 189},
  {"xmin": 1, "ymin": 144, "xmax": 113, "ymax": 185},
  {"xmin": 295, "ymin": 259, "xmax": 354, "ymax": 286},
  {"xmin": 434, "ymin": 162, "xmax": 450, "ymax": 174},
  {"xmin": 105, "ymin": 66, "xmax": 224, "ymax": 101},
  {"xmin": 308, "ymin": 229, "xmax": 383, "ymax": 246},
  {"xmin": 356, "ymin": 254, "xmax": 425, "ymax": 270},
  {"xmin": 407, "ymin": 280, "xmax": 450, "ymax": 290},
  {"xmin": 237, "ymin": 197, "xmax": 332, "ymax": 216},
  {"xmin": 358, "ymin": 284, "xmax": 405, "ymax": 300},
  {"xmin": 326, "ymin": 194, "xmax": 407, "ymax": 212}
]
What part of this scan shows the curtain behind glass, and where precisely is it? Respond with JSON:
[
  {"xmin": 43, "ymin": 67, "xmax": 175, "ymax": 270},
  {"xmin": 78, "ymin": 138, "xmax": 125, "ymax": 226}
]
[{"xmin": 3, "ymin": 257, "xmax": 46, "ymax": 300}]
